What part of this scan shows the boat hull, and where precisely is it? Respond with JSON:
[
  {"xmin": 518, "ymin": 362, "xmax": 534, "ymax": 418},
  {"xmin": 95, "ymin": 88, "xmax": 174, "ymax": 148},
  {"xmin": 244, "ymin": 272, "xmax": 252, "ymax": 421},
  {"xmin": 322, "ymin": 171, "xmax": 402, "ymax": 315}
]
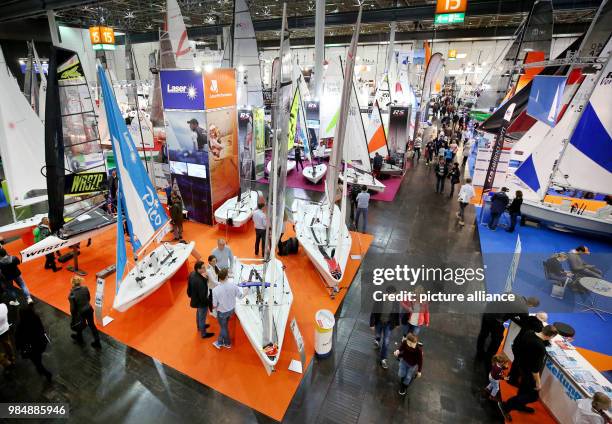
[
  {"xmin": 292, "ymin": 200, "xmax": 352, "ymax": 289},
  {"xmin": 233, "ymin": 257, "xmax": 293, "ymax": 375},
  {"xmin": 266, "ymin": 160, "xmax": 296, "ymax": 175},
  {"xmin": 340, "ymin": 168, "xmax": 385, "ymax": 193},
  {"xmin": 214, "ymin": 191, "xmax": 260, "ymax": 226},
  {"xmin": 521, "ymin": 200, "xmax": 612, "ymax": 237},
  {"xmin": 0, "ymin": 213, "xmax": 47, "ymax": 240},
  {"xmin": 380, "ymin": 163, "xmax": 403, "ymax": 176},
  {"xmin": 113, "ymin": 241, "xmax": 195, "ymax": 312},
  {"xmin": 302, "ymin": 164, "xmax": 327, "ymax": 184}
]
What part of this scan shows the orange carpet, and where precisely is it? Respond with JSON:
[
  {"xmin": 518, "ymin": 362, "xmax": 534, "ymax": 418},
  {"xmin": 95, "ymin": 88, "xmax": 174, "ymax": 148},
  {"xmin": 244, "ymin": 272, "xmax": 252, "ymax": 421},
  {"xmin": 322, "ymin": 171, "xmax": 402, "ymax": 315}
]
[
  {"xmin": 7, "ymin": 221, "xmax": 372, "ymax": 422},
  {"xmin": 472, "ymin": 186, "xmax": 606, "ymax": 211}
]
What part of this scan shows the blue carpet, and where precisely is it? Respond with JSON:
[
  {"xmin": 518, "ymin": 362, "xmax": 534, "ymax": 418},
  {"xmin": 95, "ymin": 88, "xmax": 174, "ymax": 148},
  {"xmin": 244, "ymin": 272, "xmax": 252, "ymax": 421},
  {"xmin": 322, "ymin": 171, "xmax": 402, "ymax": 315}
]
[{"xmin": 477, "ymin": 207, "xmax": 612, "ymax": 357}]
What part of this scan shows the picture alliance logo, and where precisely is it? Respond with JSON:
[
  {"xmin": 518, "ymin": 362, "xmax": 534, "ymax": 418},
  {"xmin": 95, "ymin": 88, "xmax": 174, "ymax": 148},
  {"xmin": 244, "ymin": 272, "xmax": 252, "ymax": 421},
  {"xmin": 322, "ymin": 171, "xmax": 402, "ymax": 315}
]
[{"xmin": 166, "ymin": 83, "xmax": 198, "ymax": 100}]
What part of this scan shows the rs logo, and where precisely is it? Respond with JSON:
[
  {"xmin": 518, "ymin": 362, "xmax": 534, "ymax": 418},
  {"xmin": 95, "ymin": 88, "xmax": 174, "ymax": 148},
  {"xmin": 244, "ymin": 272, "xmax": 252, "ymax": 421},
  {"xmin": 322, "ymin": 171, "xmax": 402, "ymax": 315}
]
[{"xmin": 142, "ymin": 186, "xmax": 163, "ymax": 226}]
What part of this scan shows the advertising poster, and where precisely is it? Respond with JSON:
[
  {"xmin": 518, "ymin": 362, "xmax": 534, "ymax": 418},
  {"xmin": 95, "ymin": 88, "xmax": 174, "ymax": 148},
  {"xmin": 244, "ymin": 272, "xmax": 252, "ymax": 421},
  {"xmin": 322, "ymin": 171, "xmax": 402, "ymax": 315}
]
[
  {"xmin": 159, "ymin": 69, "xmax": 205, "ymax": 110},
  {"xmin": 252, "ymin": 107, "xmax": 266, "ymax": 178},
  {"xmin": 388, "ymin": 106, "xmax": 409, "ymax": 153},
  {"xmin": 238, "ymin": 108, "xmax": 255, "ymax": 181},
  {"xmin": 203, "ymin": 68, "xmax": 237, "ymax": 110},
  {"xmin": 165, "ymin": 109, "xmax": 212, "ymax": 224},
  {"xmin": 206, "ymin": 107, "xmax": 239, "ymax": 209}
]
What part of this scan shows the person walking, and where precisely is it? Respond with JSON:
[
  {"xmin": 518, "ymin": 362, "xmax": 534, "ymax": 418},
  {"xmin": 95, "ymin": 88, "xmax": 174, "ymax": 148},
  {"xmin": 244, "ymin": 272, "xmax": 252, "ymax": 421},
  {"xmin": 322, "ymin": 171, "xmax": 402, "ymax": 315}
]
[
  {"xmin": 482, "ymin": 353, "xmax": 510, "ymax": 402},
  {"xmin": 15, "ymin": 305, "xmax": 52, "ymax": 381},
  {"xmin": 0, "ymin": 248, "xmax": 33, "ymax": 304},
  {"xmin": 354, "ymin": 185, "xmax": 370, "ymax": 233},
  {"xmin": 499, "ymin": 326, "xmax": 559, "ymax": 421},
  {"xmin": 206, "ymin": 255, "xmax": 220, "ymax": 316},
  {"xmin": 488, "ymin": 187, "xmax": 509, "ymax": 230},
  {"xmin": 370, "ymin": 288, "xmax": 400, "ymax": 369},
  {"xmin": 0, "ymin": 302, "xmax": 16, "ymax": 371},
  {"xmin": 461, "ymin": 139, "xmax": 471, "ymax": 169},
  {"xmin": 413, "ymin": 137, "xmax": 422, "ymax": 162},
  {"xmin": 294, "ymin": 145, "xmax": 304, "ymax": 171},
  {"xmin": 211, "ymin": 239, "xmax": 234, "ymax": 271},
  {"xmin": 253, "ymin": 203, "xmax": 267, "ymax": 256},
  {"xmin": 400, "ymin": 286, "xmax": 429, "ymax": 337},
  {"xmin": 393, "ymin": 333, "xmax": 423, "ymax": 395},
  {"xmin": 434, "ymin": 158, "xmax": 448, "ymax": 193},
  {"xmin": 187, "ymin": 261, "xmax": 214, "ymax": 339},
  {"xmin": 68, "ymin": 276, "xmax": 101, "ymax": 348},
  {"xmin": 211, "ymin": 268, "xmax": 243, "ymax": 349},
  {"xmin": 448, "ymin": 163, "xmax": 461, "ymax": 198},
  {"xmin": 349, "ymin": 178, "xmax": 360, "ymax": 224},
  {"xmin": 457, "ymin": 178, "xmax": 475, "ymax": 226},
  {"xmin": 33, "ymin": 217, "xmax": 61, "ymax": 272},
  {"xmin": 506, "ymin": 191, "xmax": 523, "ymax": 233},
  {"xmin": 169, "ymin": 194, "xmax": 184, "ymax": 240}
]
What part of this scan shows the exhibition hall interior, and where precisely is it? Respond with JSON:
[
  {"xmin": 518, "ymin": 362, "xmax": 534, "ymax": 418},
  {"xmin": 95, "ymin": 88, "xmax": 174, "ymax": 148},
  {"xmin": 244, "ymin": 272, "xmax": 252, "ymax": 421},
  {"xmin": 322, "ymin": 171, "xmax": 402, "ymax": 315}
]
[{"xmin": 0, "ymin": 0, "xmax": 611, "ymax": 422}]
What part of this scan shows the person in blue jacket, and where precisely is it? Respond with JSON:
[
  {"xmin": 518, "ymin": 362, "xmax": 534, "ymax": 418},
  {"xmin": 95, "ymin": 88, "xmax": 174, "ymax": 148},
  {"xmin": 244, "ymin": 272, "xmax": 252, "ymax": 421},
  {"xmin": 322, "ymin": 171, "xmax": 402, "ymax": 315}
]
[{"xmin": 488, "ymin": 187, "xmax": 509, "ymax": 230}]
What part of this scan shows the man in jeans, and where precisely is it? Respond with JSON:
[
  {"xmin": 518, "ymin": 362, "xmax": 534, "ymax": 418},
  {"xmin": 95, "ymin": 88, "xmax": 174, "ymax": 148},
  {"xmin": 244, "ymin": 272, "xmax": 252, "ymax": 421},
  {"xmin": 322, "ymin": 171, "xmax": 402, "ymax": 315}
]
[
  {"xmin": 211, "ymin": 268, "xmax": 244, "ymax": 349},
  {"xmin": 252, "ymin": 203, "xmax": 267, "ymax": 256},
  {"xmin": 187, "ymin": 261, "xmax": 214, "ymax": 338},
  {"xmin": 0, "ymin": 248, "xmax": 33, "ymax": 304},
  {"xmin": 369, "ymin": 293, "xmax": 400, "ymax": 369},
  {"xmin": 355, "ymin": 185, "xmax": 370, "ymax": 233}
]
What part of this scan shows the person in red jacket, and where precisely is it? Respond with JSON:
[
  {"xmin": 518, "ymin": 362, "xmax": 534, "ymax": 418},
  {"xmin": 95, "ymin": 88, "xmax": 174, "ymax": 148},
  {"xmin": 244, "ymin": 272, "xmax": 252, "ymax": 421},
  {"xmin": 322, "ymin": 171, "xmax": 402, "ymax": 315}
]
[
  {"xmin": 394, "ymin": 333, "xmax": 423, "ymax": 395},
  {"xmin": 400, "ymin": 286, "xmax": 430, "ymax": 337}
]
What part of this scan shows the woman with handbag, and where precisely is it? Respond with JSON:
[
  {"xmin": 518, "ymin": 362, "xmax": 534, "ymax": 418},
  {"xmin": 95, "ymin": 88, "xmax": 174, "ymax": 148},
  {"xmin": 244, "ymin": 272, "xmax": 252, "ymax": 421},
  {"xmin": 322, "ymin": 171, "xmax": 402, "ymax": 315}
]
[
  {"xmin": 15, "ymin": 305, "xmax": 52, "ymax": 381},
  {"xmin": 68, "ymin": 276, "xmax": 101, "ymax": 349}
]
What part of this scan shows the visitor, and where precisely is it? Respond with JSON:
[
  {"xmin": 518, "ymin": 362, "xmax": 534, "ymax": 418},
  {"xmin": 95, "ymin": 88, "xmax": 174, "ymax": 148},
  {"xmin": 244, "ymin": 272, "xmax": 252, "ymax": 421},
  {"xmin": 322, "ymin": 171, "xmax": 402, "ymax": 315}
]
[
  {"xmin": 506, "ymin": 190, "xmax": 523, "ymax": 233},
  {"xmin": 393, "ymin": 333, "xmax": 423, "ymax": 395},
  {"xmin": 211, "ymin": 268, "xmax": 243, "ymax": 349},
  {"xmin": 372, "ymin": 152, "xmax": 383, "ymax": 178},
  {"xmin": 544, "ymin": 253, "xmax": 573, "ymax": 286},
  {"xmin": 461, "ymin": 139, "xmax": 471, "ymax": 169},
  {"xmin": 0, "ymin": 302, "xmax": 16, "ymax": 371},
  {"xmin": 294, "ymin": 145, "xmax": 304, "ymax": 171},
  {"xmin": 483, "ymin": 353, "xmax": 510, "ymax": 402},
  {"xmin": 508, "ymin": 311, "xmax": 547, "ymax": 386},
  {"xmin": 253, "ymin": 203, "xmax": 267, "ymax": 257},
  {"xmin": 108, "ymin": 169, "xmax": 119, "ymax": 208},
  {"xmin": 573, "ymin": 392, "xmax": 611, "ymax": 424},
  {"xmin": 438, "ymin": 144, "xmax": 446, "ymax": 160},
  {"xmin": 33, "ymin": 217, "xmax": 61, "ymax": 272},
  {"xmin": 413, "ymin": 137, "xmax": 422, "ymax": 162},
  {"xmin": 499, "ymin": 325, "xmax": 559, "ymax": 420},
  {"xmin": 567, "ymin": 245, "xmax": 603, "ymax": 279},
  {"xmin": 424, "ymin": 140, "xmax": 434, "ymax": 165},
  {"xmin": 211, "ymin": 239, "xmax": 234, "ymax": 271},
  {"xmin": 15, "ymin": 305, "xmax": 52, "ymax": 381},
  {"xmin": 370, "ymin": 289, "xmax": 400, "ymax": 369},
  {"xmin": 206, "ymin": 255, "xmax": 220, "ymax": 316},
  {"xmin": 488, "ymin": 187, "xmax": 509, "ymax": 230},
  {"xmin": 0, "ymin": 248, "xmax": 33, "ymax": 304},
  {"xmin": 434, "ymin": 157, "xmax": 448, "ymax": 194},
  {"xmin": 457, "ymin": 178, "xmax": 475, "ymax": 226},
  {"xmin": 448, "ymin": 163, "xmax": 461, "ymax": 198},
  {"xmin": 170, "ymin": 193, "xmax": 184, "ymax": 240},
  {"xmin": 68, "ymin": 276, "xmax": 101, "ymax": 349},
  {"xmin": 354, "ymin": 185, "xmax": 370, "ymax": 233},
  {"xmin": 187, "ymin": 261, "xmax": 214, "ymax": 339},
  {"xmin": 449, "ymin": 139, "xmax": 459, "ymax": 160},
  {"xmin": 400, "ymin": 285, "xmax": 429, "ymax": 337},
  {"xmin": 444, "ymin": 146, "xmax": 453, "ymax": 164},
  {"xmin": 349, "ymin": 178, "xmax": 361, "ymax": 223}
]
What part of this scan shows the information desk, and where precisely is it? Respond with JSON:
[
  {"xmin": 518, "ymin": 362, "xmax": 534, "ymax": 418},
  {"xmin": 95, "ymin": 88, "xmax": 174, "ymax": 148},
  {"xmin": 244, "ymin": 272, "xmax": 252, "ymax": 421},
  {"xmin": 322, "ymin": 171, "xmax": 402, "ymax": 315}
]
[{"xmin": 503, "ymin": 320, "xmax": 612, "ymax": 423}]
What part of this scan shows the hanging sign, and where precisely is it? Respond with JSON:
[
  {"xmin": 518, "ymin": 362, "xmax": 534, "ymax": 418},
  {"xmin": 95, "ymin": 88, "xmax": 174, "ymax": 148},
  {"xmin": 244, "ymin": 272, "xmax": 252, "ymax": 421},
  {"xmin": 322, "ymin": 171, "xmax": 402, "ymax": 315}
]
[
  {"xmin": 436, "ymin": 0, "xmax": 467, "ymax": 14},
  {"xmin": 448, "ymin": 49, "xmax": 457, "ymax": 59},
  {"xmin": 160, "ymin": 70, "xmax": 205, "ymax": 110},
  {"xmin": 203, "ymin": 68, "xmax": 237, "ymax": 110},
  {"xmin": 89, "ymin": 26, "xmax": 116, "ymax": 50}
]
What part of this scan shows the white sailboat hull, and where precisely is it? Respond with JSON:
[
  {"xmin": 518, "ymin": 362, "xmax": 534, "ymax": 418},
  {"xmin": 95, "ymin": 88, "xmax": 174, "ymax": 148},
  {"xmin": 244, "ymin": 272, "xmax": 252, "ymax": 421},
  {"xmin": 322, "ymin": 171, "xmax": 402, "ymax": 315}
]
[
  {"xmin": 266, "ymin": 160, "xmax": 296, "ymax": 175},
  {"xmin": 302, "ymin": 164, "xmax": 327, "ymax": 184},
  {"xmin": 0, "ymin": 213, "xmax": 47, "ymax": 240},
  {"xmin": 340, "ymin": 168, "xmax": 386, "ymax": 193},
  {"xmin": 113, "ymin": 241, "xmax": 195, "ymax": 312},
  {"xmin": 291, "ymin": 200, "xmax": 352, "ymax": 289},
  {"xmin": 521, "ymin": 200, "xmax": 612, "ymax": 237},
  {"xmin": 380, "ymin": 162, "xmax": 403, "ymax": 176},
  {"xmin": 214, "ymin": 191, "xmax": 260, "ymax": 227},
  {"xmin": 233, "ymin": 257, "xmax": 293, "ymax": 375}
]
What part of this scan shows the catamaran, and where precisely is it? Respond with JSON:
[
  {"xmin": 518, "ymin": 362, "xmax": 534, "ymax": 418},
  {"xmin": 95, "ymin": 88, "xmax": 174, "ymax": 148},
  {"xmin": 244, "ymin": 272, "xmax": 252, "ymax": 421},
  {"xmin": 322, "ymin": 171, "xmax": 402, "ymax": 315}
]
[
  {"xmin": 96, "ymin": 65, "xmax": 195, "ymax": 312},
  {"xmin": 20, "ymin": 47, "xmax": 116, "ymax": 264},
  {"xmin": 291, "ymin": 7, "xmax": 363, "ymax": 294},
  {"xmin": 232, "ymin": 3, "xmax": 293, "ymax": 375}
]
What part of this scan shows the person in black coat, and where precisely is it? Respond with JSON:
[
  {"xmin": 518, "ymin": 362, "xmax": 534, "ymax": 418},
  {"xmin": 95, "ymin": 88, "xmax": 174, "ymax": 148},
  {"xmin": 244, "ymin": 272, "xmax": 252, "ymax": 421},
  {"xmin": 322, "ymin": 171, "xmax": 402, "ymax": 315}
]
[
  {"xmin": 16, "ymin": 305, "xmax": 52, "ymax": 381},
  {"xmin": 187, "ymin": 261, "xmax": 214, "ymax": 338},
  {"xmin": 506, "ymin": 190, "xmax": 523, "ymax": 232},
  {"xmin": 434, "ymin": 157, "xmax": 448, "ymax": 193},
  {"xmin": 294, "ymin": 146, "xmax": 304, "ymax": 171},
  {"xmin": 68, "ymin": 276, "xmax": 100, "ymax": 348},
  {"xmin": 508, "ymin": 312, "xmax": 547, "ymax": 386},
  {"xmin": 447, "ymin": 163, "xmax": 461, "ymax": 198},
  {"xmin": 488, "ymin": 187, "xmax": 510, "ymax": 230},
  {"xmin": 369, "ymin": 292, "xmax": 401, "ymax": 369}
]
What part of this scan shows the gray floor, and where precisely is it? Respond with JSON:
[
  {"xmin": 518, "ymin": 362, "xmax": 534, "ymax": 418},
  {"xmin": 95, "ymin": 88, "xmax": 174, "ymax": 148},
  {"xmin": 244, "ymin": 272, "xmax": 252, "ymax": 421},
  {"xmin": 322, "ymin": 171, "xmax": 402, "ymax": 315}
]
[{"xmin": 0, "ymin": 158, "xmax": 502, "ymax": 423}]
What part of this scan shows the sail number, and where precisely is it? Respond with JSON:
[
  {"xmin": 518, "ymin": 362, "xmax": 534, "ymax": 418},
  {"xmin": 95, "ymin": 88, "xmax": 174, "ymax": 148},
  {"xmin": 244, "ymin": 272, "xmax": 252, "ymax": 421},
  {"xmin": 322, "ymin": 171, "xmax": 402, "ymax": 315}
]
[{"xmin": 142, "ymin": 186, "xmax": 163, "ymax": 227}]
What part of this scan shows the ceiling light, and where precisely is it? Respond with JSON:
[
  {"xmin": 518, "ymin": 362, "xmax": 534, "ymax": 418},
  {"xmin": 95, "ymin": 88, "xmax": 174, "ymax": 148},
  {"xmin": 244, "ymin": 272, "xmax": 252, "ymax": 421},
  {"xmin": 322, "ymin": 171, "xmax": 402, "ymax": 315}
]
[
  {"xmin": 204, "ymin": 64, "xmax": 213, "ymax": 73},
  {"xmin": 456, "ymin": 53, "xmax": 467, "ymax": 59},
  {"xmin": 237, "ymin": 65, "xmax": 245, "ymax": 72}
]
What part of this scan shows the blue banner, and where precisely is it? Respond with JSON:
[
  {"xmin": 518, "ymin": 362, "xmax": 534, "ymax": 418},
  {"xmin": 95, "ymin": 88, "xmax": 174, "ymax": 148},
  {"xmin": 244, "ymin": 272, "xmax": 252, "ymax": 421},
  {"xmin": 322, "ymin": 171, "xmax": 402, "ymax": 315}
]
[
  {"xmin": 160, "ymin": 69, "xmax": 205, "ymax": 110},
  {"xmin": 527, "ymin": 75, "xmax": 567, "ymax": 127}
]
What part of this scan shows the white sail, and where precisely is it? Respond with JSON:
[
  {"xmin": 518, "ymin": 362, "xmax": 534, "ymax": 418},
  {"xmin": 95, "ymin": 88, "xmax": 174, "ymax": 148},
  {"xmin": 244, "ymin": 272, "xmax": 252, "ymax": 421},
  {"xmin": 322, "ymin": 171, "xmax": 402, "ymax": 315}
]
[
  {"xmin": 233, "ymin": 0, "xmax": 264, "ymax": 107},
  {"xmin": 32, "ymin": 42, "xmax": 47, "ymax": 124},
  {"xmin": 366, "ymin": 101, "xmax": 389, "ymax": 158},
  {"xmin": 344, "ymin": 86, "xmax": 371, "ymax": 172},
  {"xmin": 0, "ymin": 47, "xmax": 47, "ymax": 206},
  {"xmin": 167, "ymin": 0, "xmax": 194, "ymax": 69}
]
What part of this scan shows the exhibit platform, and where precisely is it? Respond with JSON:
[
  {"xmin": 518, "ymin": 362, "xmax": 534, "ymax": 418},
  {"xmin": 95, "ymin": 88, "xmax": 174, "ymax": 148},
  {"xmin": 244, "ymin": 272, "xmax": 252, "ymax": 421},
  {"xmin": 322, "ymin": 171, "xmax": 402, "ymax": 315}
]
[{"xmin": 8, "ymin": 220, "xmax": 373, "ymax": 421}]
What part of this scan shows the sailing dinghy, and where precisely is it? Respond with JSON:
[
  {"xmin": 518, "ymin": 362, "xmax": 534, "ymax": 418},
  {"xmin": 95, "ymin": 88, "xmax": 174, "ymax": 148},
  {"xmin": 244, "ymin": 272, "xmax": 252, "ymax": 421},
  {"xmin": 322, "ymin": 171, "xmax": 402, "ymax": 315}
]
[
  {"xmin": 366, "ymin": 101, "xmax": 403, "ymax": 176},
  {"xmin": 97, "ymin": 65, "xmax": 195, "ymax": 312},
  {"xmin": 233, "ymin": 4, "xmax": 293, "ymax": 374},
  {"xmin": 292, "ymin": 7, "xmax": 363, "ymax": 294}
]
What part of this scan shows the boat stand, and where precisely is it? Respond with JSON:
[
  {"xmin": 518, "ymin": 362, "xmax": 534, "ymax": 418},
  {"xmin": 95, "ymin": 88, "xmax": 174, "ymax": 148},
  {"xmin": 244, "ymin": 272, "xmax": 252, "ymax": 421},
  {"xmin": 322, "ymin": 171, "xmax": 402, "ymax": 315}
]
[
  {"xmin": 577, "ymin": 296, "xmax": 610, "ymax": 321},
  {"xmin": 66, "ymin": 244, "xmax": 87, "ymax": 276}
]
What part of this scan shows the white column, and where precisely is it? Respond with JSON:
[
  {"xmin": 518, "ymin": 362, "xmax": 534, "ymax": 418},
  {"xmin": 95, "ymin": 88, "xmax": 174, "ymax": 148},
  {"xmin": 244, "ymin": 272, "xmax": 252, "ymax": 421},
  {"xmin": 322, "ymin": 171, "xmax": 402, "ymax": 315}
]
[{"xmin": 313, "ymin": 0, "xmax": 325, "ymax": 99}]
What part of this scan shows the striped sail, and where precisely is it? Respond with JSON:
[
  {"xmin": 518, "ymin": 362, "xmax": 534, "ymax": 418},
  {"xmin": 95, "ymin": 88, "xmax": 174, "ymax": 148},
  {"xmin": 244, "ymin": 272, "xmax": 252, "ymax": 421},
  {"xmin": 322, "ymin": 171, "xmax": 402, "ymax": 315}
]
[
  {"xmin": 167, "ymin": 0, "xmax": 193, "ymax": 69},
  {"xmin": 366, "ymin": 101, "xmax": 389, "ymax": 158}
]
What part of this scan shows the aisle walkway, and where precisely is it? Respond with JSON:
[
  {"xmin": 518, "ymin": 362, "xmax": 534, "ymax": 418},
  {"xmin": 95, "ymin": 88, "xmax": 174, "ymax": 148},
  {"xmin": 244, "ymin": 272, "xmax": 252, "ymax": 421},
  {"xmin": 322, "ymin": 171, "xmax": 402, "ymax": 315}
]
[{"xmin": 1, "ymin": 159, "xmax": 504, "ymax": 423}]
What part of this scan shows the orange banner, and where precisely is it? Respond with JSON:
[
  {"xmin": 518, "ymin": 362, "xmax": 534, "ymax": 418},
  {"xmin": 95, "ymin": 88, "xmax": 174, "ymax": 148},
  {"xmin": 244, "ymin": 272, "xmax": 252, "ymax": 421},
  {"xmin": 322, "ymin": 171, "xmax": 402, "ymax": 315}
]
[
  {"xmin": 424, "ymin": 41, "xmax": 431, "ymax": 66},
  {"xmin": 89, "ymin": 26, "xmax": 115, "ymax": 45},
  {"xmin": 436, "ymin": 0, "xmax": 467, "ymax": 14},
  {"xmin": 203, "ymin": 68, "xmax": 237, "ymax": 110}
]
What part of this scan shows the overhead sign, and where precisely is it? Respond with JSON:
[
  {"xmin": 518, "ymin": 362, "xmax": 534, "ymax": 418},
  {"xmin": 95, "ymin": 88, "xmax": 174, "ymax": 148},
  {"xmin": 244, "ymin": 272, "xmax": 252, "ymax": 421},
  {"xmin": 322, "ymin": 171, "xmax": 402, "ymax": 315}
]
[
  {"xmin": 436, "ymin": 0, "xmax": 467, "ymax": 14},
  {"xmin": 89, "ymin": 26, "xmax": 115, "ymax": 45},
  {"xmin": 159, "ymin": 69, "xmax": 205, "ymax": 110},
  {"xmin": 434, "ymin": 12, "xmax": 465, "ymax": 24},
  {"xmin": 448, "ymin": 49, "xmax": 457, "ymax": 59},
  {"xmin": 203, "ymin": 68, "xmax": 237, "ymax": 110}
]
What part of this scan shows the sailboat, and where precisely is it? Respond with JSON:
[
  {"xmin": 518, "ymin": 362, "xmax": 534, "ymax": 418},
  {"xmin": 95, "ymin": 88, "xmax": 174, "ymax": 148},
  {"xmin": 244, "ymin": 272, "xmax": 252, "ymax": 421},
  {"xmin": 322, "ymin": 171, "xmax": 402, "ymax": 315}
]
[
  {"xmin": 97, "ymin": 65, "xmax": 195, "ymax": 312},
  {"xmin": 366, "ymin": 100, "xmax": 403, "ymax": 176},
  {"xmin": 0, "ymin": 46, "xmax": 48, "ymax": 239},
  {"xmin": 233, "ymin": 3, "xmax": 293, "ymax": 375},
  {"xmin": 516, "ymin": 35, "xmax": 612, "ymax": 237},
  {"xmin": 20, "ymin": 47, "xmax": 116, "ymax": 263},
  {"xmin": 291, "ymin": 7, "xmax": 362, "ymax": 293},
  {"xmin": 167, "ymin": 0, "xmax": 195, "ymax": 69},
  {"xmin": 299, "ymin": 92, "xmax": 327, "ymax": 184}
]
